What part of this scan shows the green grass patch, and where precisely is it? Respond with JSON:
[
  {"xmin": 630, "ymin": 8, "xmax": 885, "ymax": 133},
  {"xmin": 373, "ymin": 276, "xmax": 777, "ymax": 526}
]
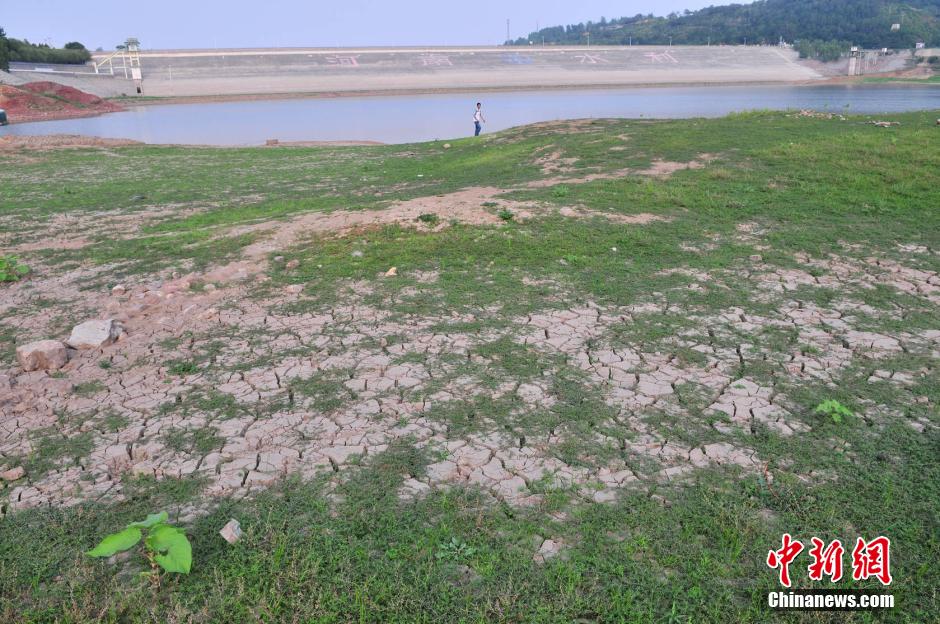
[{"xmin": 0, "ymin": 110, "xmax": 938, "ymax": 622}]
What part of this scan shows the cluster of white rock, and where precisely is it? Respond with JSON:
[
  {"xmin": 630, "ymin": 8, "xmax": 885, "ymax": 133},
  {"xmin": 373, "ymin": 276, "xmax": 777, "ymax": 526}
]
[{"xmin": 15, "ymin": 319, "xmax": 124, "ymax": 372}]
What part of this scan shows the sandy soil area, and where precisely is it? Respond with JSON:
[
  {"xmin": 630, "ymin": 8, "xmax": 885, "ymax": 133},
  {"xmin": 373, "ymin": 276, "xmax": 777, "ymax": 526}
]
[{"xmin": 0, "ymin": 134, "xmax": 142, "ymax": 150}]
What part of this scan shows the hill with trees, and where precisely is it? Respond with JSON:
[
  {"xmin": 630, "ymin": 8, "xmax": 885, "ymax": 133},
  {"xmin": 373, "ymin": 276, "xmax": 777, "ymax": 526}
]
[
  {"xmin": 509, "ymin": 0, "xmax": 940, "ymax": 58},
  {"xmin": 0, "ymin": 28, "xmax": 91, "ymax": 70},
  {"xmin": 0, "ymin": 28, "xmax": 9, "ymax": 71}
]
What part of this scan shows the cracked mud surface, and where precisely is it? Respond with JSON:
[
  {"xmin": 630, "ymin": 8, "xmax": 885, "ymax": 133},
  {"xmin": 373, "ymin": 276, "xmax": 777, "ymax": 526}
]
[
  {"xmin": 1, "ymin": 122, "xmax": 937, "ymax": 524},
  {"xmin": 3, "ymin": 226, "xmax": 936, "ymax": 513}
]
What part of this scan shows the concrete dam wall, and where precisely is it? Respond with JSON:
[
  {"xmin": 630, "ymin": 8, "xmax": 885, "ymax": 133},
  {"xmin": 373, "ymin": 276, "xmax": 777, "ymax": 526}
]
[{"xmin": 86, "ymin": 45, "xmax": 823, "ymax": 97}]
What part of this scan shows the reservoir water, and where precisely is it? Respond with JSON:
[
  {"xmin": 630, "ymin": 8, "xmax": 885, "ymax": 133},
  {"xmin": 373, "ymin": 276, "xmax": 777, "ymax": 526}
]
[{"xmin": 2, "ymin": 84, "xmax": 938, "ymax": 145}]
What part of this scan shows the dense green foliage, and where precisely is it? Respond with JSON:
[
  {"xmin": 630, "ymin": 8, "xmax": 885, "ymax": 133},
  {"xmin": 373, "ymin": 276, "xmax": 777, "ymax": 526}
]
[
  {"xmin": 510, "ymin": 0, "xmax": 940, "ymax": 49},
  {"xmin": 0, "ymin": 31, "xmax": 91, "ymax": 65},
  {"xmin": 87, "ymin": 512, "xmax": 193, "ymax": 576},
  {"xmin": 0, "ymin": 256, "xmax": 29, "ymax": 283},
  {"xmin": 794, "ymin": 38, "xmax": 851, "ymax": 60},
  {"xmin": 0, "ymin": 27, "xmax": 9, "ymax": 72}
]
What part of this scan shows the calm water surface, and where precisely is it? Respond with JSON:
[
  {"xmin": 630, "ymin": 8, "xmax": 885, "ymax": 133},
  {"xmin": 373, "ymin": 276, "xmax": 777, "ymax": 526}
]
[{"xmin": 2, "ymin": 84, "xmax": 938, "ymax": 145}]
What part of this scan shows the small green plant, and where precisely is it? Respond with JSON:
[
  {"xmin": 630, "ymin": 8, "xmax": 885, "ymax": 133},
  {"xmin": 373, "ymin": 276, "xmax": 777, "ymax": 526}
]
[
  {"xmin": 552, "ymin": 185, "xmax": 570, "ymax": 198},
  {"xmin": 167, "ymin": 360, "xmax": 199, "ymax": 375},
  {"xmin": 498, "ymin": 209, "xmax": 514, "ymax": 221},
  {"xmin": 72, "ymin": 380, "xmax": 104, "ymax": 397},
  {"xmin": 435, "ymin": 537, "xmax": 476, "ymax": 562},
  {"xmin": 814, "ymin": 399, "xmax": 853, "ymax": 423},
  {"xmin": 99, "ymin": 411, "xmax": 130, "ymax": 432},
  {"xmin": 87, "ymin": 512, "xmax": 192, "ymax": 577},
  {"xmin": 0, "ymin": 255, "xmax": 30, "ymax": 283},
  {"xmin": 417, "ymin": 213, "xmax": 439, "ymax": 225}
]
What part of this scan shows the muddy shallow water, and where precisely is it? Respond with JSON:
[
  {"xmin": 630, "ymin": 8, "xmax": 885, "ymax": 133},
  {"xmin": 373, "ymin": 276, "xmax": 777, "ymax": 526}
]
[{"xmin": 1, "ymin": 84, "xmax": 938, "ymax": 145}]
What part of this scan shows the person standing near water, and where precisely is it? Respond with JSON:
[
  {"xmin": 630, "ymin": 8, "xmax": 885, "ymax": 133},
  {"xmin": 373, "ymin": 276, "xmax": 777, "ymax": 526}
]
[{"xmin": 473, "ymin": 102, "xmax": 486, "ymax": 136}]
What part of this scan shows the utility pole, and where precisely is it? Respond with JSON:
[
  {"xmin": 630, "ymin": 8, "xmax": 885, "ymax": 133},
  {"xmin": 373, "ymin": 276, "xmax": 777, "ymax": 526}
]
[{"xmin": 506, "ymin": 19, "xmax": 510, "ymax": 44}]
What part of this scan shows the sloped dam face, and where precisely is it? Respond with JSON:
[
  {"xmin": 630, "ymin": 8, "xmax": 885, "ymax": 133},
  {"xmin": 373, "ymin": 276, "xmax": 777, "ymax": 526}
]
[{"xmin": 112, "ymin": 46, "xmax": 823, "ymax": 97}]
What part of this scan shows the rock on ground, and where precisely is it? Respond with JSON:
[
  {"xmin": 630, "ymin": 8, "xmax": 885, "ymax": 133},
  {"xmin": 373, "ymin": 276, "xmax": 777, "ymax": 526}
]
[
  {"xmin": 67, "ymin": 319, "xmax": 123, "ymax": 350},
  {"xmin": 16, "ymin": 340, "xmax": 68, "ymax": 371},
  {"xmin": 533, "ymin": 538, "xmax": 565, "ymax": 564},
  {"xmin": 1, "ymin": 466, "xmax": 25, "ymax": 481},
  {"xmin": 219, "ymin": 519, "xmax": 243, "ymax": 544}
]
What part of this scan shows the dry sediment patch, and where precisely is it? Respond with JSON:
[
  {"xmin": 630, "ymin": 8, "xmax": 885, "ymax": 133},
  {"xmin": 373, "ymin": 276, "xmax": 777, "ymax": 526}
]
[
  {"xmin": 3, "ymin": 293, "xmax": 774, "ymax": 511},
  {"xmin": 2, "ymin": 166, "xmax": 935, "ymax": 514},
  {"xmin": 3, "ymin": 203, "xmax": 212, "ymax": 254},
  {"xmin": 534, "ymin": 148, "xmax": 580, "ymax": 175},
  {"xmin": 0, "ymin": 134, "xmax": 141, "ymax": 151},
  {"xmin": 3, "ymin": 147, "xmax": 713, "ymax": 264},
  {"xmin": 234, "ymin": 184, "xmax": 670, "ymax": 261},
  {"xmin": 556, "ymin": 206, "xmax": 668, "ymax": 225},
  {"xmin": 236, "ymin": 187, "xmax": 533, "ymax": 259},
  {"xmin": 525, "ymin": 155, "xmax": 715, "ymax": 188},
  {"xmin": 3, "ymin": 246, "xmax": 935, "ymax": 513}
]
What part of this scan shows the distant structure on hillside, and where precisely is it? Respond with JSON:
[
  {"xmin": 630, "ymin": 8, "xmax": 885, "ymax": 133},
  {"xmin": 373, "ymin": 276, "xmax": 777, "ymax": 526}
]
[
  {"xmin": 93, "ymin": 37, "xmax": 143, "ymax": 93},
  {"xmin": 126, "ymin": 38, "xmax": 142, "ymax": 93},
  {"xmin": 848, "ymin": 46, "xmax": 862, "ymax": 76}
]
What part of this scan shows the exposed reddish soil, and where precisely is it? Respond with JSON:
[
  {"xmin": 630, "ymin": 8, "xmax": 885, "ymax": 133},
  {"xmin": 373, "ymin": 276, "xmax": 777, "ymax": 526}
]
[{"xmin": 0, "ymin": 81, "xmax": 123, "ymax": 123}]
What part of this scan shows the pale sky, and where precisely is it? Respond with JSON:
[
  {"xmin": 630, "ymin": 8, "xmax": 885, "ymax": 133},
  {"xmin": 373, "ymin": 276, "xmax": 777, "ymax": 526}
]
[{"xmin": 7, "ymin": 1, "xmax": 732, "ymax": 50}]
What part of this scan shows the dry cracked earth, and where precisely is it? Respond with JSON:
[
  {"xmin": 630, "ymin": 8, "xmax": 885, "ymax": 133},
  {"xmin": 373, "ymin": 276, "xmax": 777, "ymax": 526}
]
[{"xmin": 1, "ymin": 165, "xmax": 938, "ymax": 522}]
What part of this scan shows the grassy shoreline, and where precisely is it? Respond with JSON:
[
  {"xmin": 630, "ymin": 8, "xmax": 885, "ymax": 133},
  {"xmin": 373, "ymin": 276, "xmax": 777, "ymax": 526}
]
[{"xmin": 1, "ymin": 110, "xmax": 938, "ymax": 622}]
